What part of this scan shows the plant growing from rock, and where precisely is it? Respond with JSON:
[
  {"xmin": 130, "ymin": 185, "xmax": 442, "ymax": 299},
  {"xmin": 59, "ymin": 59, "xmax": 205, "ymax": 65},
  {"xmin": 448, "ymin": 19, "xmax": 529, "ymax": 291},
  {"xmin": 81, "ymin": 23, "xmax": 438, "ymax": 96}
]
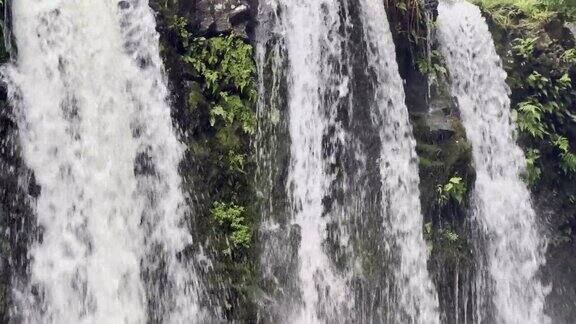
[
  {"xmin": 211, "ymin": 202, "xmax": 252, "ymax": 255},
  {"xmin": 514, "ymin": 100, "xmax": 547, "ymax": 139},
  {"xmin": 553, "ymin": 136, "xmax": 576, "ymax": 174},
  {"xmin": 513, "ymin": 36, "xmax": 538, "ymax": 60},
  {"xmin": 184, "ymin": 35, "xmax": 257, "ymax": 135},
  {"xmin": 437, "ymin": 176, "xmax": 467, "ymax": 206},
  {"xmin": 523, "ymin": 148, "xmax": 543, "ymax": 185},
  {"xmin": 417, "ymin": 49, "xmax": 448, "ymax": 83},
  {"xmin": 168, "ymin": 15, "xmax": 191, "ymax": 48}
]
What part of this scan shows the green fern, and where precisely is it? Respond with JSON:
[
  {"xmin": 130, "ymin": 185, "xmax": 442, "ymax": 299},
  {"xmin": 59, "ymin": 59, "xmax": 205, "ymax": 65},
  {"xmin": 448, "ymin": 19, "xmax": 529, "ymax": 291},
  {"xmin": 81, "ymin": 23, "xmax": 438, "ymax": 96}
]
[
  {"xmin": 514, "ymin": 101, "xmax": 547, "ymax": 139},
  {"xmin": 561, "ymin": 49, "xmax": 576, "ymax": 63},
  {"xmin": 553, "ymin": 136, "xmax": 576, "ymax": 174},
  {"xmin": 184, "ymin": 35, "xmax": 257, "ymax": 135},
  {"xmin": 523, "ymin": 149, "xmax": 542, "ymax": 185},
  {"xmin": 513, "ymin": 37, "xmax": 538, "ymax": 60}
]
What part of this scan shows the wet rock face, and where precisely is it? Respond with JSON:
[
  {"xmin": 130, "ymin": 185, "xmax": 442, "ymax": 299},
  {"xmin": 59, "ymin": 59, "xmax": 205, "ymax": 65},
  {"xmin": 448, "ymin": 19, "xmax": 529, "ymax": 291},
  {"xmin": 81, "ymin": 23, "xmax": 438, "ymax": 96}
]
[
  {"xmin": 158, "ymin": 0, "xmax": 256, "ymax": 38},
  {"xmin": 148, "ymin": 0, "xmax": 261, "ymax": 320},
  {"xmin": 196, "ymin": 0, "xmax": 254, "ymax": 36},
  {"xmin": 567, "ymin": 22, "xmax": 576, "ymax": 38},
  {"xmin": 424, "ymin": 0, "xmax": 439, "ymax": 19},
  {"xmin": 0, "ymin": 93, "xmax": 37, "ymax": 323},
  {"xmin": 542, "ymin": 13, "xmax": 575, "ymax": 46},
  {"xmin": 0, "ymin": 2, "xmax": 36, "ymax": 320}
]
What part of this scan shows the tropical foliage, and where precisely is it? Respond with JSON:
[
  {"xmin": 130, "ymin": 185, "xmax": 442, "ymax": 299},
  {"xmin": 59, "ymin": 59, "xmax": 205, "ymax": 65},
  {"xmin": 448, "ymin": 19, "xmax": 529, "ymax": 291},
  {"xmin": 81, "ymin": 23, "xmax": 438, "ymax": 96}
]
[
  {"xmin": 211, "ymin": 202, "xmax": 252, "ymax": 254},
  {"xmin": 437, "ymin": 176, "xmax": 468, "ymax": 206}
]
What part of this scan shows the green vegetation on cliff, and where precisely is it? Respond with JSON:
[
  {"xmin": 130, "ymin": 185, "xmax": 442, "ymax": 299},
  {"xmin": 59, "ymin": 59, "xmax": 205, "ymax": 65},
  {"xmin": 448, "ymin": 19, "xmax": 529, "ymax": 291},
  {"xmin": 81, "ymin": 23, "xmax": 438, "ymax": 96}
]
[
  {"xmin": 476, "ymin": 0, "xmax": 575, "ymax": 15},
  {"xmin": 151, "ymin": 1, "xmax": 260, "ymax": 319},
  {"xmin": 177, "ymin": 31, "xmax": 259, "ymax": 319},
  {"xmin": 384, "ymin": 0, "xmax": 427, "ymax": 45}
]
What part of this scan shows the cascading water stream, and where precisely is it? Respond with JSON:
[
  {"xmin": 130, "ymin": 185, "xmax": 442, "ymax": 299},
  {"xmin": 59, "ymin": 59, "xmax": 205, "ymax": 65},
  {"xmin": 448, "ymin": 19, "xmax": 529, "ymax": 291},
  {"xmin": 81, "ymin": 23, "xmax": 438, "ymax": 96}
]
[
  {"xmin": 256, "ymin": 0, "xmax": 439, "ymax": 322},
  {"xmin": 269, "ymin": 1, "xmax": 348, "ymax": 321},
  {"xmin": 4, "ymin": 0, "xmax": 201, "ymax": 321},
  {"xmin": 437, "ymin": 1, "xmax": 549, "ymax": 323},
  {"xmin": 357, "ymin": 1, "xmax": 439, "ymax": 321}
]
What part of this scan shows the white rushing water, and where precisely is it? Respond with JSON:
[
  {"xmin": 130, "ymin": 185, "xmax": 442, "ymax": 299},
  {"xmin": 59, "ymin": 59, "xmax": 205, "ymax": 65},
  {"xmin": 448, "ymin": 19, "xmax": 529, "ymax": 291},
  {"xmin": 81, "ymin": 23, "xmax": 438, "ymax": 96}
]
[
  {"xmin": 256, "ymin": 0, "xmax": 439, "ymax": 321},
  {"xmin": 4, "ymin": 0, "xmax": 200, "ymax": 321},
  {"xmin": 358, "ymin": 1, "xmax": 439, "ymax": 322},
  {"xmin": 437, "ymin": 1, "xmax": 549, "ymax": 323},
  {"xmin": 280, "ymin": 0, "xmax": 348, "ymax": 321}
]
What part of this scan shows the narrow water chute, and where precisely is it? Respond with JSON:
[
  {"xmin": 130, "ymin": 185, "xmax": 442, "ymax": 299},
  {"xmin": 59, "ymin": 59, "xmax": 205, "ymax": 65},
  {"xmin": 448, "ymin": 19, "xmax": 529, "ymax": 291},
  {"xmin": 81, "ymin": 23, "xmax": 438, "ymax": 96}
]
[{"xmin": 437, "ymin": 1, "xmax": 549, "ymax": 322}]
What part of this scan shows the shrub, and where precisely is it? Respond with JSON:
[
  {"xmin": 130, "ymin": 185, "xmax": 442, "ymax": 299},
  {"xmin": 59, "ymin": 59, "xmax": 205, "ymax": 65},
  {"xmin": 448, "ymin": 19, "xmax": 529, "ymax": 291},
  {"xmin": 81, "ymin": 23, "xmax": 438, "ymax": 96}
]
[
  {"xmin": 211, "ymin": 202, "xmax": 252, "ymax": 254},
  {"xmin": 184, "ymin": 35, "xmax": 257, "ymax": 135}
]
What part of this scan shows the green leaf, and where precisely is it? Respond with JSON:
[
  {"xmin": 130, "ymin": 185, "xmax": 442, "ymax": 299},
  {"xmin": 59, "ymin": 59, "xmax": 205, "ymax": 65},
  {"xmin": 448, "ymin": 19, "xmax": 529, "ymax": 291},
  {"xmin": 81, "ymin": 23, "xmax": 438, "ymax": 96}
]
[
  {"xmin": 211, "ymin": 202, "xmax": 252, "ymax": 251},
  {"xmin": 210, "ymin": 105, "xmax": 227, "ymax": 127},
  {"xmin": 437, "ymin": 176, "xmax": 467, "ymax": 206}
]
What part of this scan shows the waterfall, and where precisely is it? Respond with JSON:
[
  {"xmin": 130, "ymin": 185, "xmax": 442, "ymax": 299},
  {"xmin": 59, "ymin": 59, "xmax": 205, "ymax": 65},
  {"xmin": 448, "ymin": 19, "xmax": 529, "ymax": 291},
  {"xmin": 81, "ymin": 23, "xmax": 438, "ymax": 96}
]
[
  {"xmin": 256, "ymin": 0, "xmax": 438, "ymax": 322},
  {"xmin": 357, "ymin": 1, "xmax": 439, "ymax": 321},
  {"xmin": 437, "ymin": 1, "xmax": 549, "ymax": 323},
  {"xmin": 3, "ymin": 0, "xmax": 201, "ymax": 321},
  {"xmin": 263, "ymin": 1, "xmax": 349, "ymax": 322}
]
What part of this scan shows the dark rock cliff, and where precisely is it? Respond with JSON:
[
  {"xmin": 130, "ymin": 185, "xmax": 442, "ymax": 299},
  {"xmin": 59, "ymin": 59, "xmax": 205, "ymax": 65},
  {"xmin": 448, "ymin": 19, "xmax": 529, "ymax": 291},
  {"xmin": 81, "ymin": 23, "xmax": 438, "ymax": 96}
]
[
  {"xmin": 0, "ymin": 1, "xmax": 37, "ymax": 321},
  {"xmin": 150, "ymin": 0, "xmax": 260, "ymax": 320}
]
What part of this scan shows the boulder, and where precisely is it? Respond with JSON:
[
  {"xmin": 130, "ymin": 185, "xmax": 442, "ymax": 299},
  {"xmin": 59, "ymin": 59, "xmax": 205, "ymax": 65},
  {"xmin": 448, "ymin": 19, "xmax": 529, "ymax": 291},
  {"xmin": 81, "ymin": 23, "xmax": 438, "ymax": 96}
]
[
  {"xmin": 566, "ymin": 22, "xmax": 576, "ymax": 40},
  {"xmin": 195, "ymin": 0, "xmax": 255, "ymax": 37}
]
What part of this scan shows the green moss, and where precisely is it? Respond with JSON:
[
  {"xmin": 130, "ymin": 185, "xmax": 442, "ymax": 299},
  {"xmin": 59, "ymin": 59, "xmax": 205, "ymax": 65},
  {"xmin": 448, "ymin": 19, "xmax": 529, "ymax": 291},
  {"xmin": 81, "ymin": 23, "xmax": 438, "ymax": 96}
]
[
  {"xmin": 215, "ymin": 125, "xmax": 242, "ymax": 151},
  {"xmin": 414, "ymin": 117, "xmax": 474, "ymax": 191},
  {"xmin": 417, "ymin": 143, "xmax": 443, "ymax": 157},
  {"xmin": 186, "ymin": 81, "xmax": 205, "ymax": 110},
  {"xmin": 150, "ymin": 0, "xmax": 262, "ymax": 318},
  {"xmin": 425, "ymin": 222, "xmax": 472, "ymax": 265},
  {"xmin": 410, "ymin": 59, "xmax": 475, "ymax": 277},
  {"xmin": 475, "ymin": 0, "xmax": 576, "ymax": 25},
  {"xmin": 419, "ymin": 156, "xmax": 444, "ymax": 171}
]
